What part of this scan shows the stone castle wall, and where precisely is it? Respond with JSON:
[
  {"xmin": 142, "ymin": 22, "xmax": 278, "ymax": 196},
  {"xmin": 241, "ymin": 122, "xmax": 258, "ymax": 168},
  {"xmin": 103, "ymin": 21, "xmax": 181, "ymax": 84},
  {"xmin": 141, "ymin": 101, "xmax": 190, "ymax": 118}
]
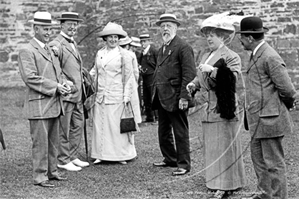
[{"xmin": 0, "ymin": 0, "xmax": 298, "ymax": 88}]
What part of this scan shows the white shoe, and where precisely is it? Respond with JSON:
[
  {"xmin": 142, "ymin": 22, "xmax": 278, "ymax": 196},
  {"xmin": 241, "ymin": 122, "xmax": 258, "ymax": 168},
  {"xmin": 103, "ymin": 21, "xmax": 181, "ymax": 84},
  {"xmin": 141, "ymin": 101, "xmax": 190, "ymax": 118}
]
[
  {"xmin": 57, "ymin": 162, "xmax": 82, "ymax": 171},
  {"xmin": 93, "ymin": 159, "xmax": 101, "ymax": 164},
  {"xmin": 119, "ymin": 161, "xmax": 127, "ymax": 165},
  {"xmin": 72, "ymin": 158, "xmax": 90, "ymax": 167}
]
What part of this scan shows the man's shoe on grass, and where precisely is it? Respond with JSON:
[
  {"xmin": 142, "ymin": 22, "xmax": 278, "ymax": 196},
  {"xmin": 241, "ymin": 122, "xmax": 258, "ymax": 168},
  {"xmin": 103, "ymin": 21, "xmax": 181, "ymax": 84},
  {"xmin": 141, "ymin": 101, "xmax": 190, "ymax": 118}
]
[
  {"xmin": 49, "ymin": 175, "xmax": 67, "ymax": 181},
  {"xmin": 153, "ymin": 162, "xmax": 177, "ymax": 167},
  {"xmin": 35, "ymin": 180, "xmax": 54, "ymax": 188},
  {"xmin": 172, "ymin": 168, "xmax": 189, "ymax": 176},
  {"xmin": 57, "ymin": 162, "xmax": 82, "ymax": 171},
  {"xmin": 72, "ymin": 158, "xmax": 89, "ymax": 167}
]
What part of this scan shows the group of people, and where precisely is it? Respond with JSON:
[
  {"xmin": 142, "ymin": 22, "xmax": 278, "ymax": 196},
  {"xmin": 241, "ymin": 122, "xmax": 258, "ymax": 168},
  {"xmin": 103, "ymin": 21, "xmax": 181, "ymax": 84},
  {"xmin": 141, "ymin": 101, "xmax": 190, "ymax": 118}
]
[{"xmin": 18, "ymin": 9, "xmax": 297, "ymax": 199}]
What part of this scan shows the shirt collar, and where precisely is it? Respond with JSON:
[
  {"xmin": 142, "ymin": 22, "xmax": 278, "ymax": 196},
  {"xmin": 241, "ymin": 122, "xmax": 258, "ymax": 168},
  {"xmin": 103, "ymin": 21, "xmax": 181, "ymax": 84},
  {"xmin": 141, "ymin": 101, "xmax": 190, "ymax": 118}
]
[
  {"xmin": 60, "ymin": 31, "xmax": 74, "ymax": 42},
  {"xmin": 143, "ymin": 45, "xmax": 151, "ymax": 55},
  {"xmin": 33, "ymin": 37, "xmax": 45, "ymax": 48},
  {"xmin": 253, "ymin": 40, "xmax": 265, "ymax": 56}
]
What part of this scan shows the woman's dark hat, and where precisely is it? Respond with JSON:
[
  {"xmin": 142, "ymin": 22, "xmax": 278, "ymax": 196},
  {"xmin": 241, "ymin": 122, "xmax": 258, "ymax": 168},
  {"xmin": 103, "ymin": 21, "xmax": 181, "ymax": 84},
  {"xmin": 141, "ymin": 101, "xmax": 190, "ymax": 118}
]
[
  {"xmin": 57, "ymin": 12, "xmax": 83, "ymax": 22},
  {"xmin": 156, "ymin": 14, "xmax": 181, "ymax": 26},
  {"xmin": 236, "ymin": 16, "xmax": 268, "ymax": 34}
]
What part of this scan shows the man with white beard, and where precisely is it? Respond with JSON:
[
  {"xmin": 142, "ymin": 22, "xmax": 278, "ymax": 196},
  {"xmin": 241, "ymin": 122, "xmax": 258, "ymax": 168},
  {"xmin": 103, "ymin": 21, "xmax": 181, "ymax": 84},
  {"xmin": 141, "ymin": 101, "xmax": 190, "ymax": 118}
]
[{"xmin": 151, "ymin": 14, "xmax": 196, "ymax": 176}]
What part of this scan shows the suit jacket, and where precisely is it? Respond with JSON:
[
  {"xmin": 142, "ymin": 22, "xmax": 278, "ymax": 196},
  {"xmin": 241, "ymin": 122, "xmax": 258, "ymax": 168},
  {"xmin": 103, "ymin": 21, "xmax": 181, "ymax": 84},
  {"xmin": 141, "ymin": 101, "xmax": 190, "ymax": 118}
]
[
  {"xmin": 18, "ymin": 39, "xmax": 64, "ymax": 119},
  {"xmin": 140, "ymin": 45, "xmax": 158, "ymax": 76},
  {"xmin": 245, "ymin": 42, "xmax": 296, "ymax": 138},
  {"xmin": 49, "ymin": 34, "xmax": 83, "ymax": 103},
  {"xmin": 152, "ymin": 35, "xmax": 196, "ymax": 112},
  {"xmin": 192, "ymin": 45, "xmax": 244, "ymax": 122}
]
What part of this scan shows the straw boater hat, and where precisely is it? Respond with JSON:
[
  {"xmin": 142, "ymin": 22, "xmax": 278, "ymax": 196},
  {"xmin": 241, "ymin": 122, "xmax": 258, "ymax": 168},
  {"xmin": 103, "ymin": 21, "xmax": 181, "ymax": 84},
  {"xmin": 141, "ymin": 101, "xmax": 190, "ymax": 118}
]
[
  {"xmin": 99, "ymin": 22, "xmax": 127, "ymax": 38},
  {"xmin": 119, "ymin": 36, "xmax": 132, "ymax": 46},
  {"xmin": 28, "ymin": 11, "xmax": 57, "ymax": 25},
  {"xmin": 236, "ymin": 16, "xmax": 268, "ymax": 34},
  {"xmin": 156, "ymin": 13, "xmax": 181, "ymax": 26},
  {"xmin": 139, "ymin": 33, "xmax": 151, "ymax": 41},
  {"xmin": 57, "ymin": 12, "xmax": 83, "ymax": 22},
  {"xmin": 130, "ymin": 37, "xmax": 141, "ymax": 47}
]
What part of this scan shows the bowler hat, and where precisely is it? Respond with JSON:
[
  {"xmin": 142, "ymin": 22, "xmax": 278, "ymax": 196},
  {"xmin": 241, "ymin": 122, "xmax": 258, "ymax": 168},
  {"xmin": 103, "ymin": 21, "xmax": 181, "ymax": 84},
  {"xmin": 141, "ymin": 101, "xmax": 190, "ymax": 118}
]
[
  {"xmin": 119, "ymin": 36, "xmax": 132, "ymax": 46},
  {"xmin": 156, "ymin": 13, "xmax": 181, "ymax": 26},
  {"xmin": 28, "ymin": 11, "xmax": 57, "ymax": 25},
  {"xmin": 57, "ymin": 12, "xmax": 83, "ymax": 22},
  {"xmin": 236, "ymin": 16, "xmax": 268, "ymax": 34},
  {"xmin": 99, "ymin": 22, "xmax": 127, "ymax": 38}
]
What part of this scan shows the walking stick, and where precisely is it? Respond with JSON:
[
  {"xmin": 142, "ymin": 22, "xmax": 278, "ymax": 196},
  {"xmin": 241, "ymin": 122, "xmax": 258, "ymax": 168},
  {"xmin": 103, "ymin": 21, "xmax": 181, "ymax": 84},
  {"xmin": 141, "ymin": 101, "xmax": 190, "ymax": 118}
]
[{"xmin": 83, "ymin": 110, "xmax": 89, "ymax": 162}]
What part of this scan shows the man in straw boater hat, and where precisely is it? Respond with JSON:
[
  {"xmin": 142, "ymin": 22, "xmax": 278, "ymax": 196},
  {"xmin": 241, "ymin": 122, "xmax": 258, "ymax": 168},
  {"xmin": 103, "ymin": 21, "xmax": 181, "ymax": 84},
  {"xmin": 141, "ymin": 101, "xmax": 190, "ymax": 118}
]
[
  {"xmin": 151, "ymin": 13, "xmax": 196, "ymax": 176},
  {"xmin": 18, "ymin": 11, "xmax": 70, "ymax": 187},
  {"xmin": 49, "ymin": 12, "xmax": 89, "ymax": 172},
  {"xmin": 236, "ymin": 16, "xmax": 297, "ymax": 199},
  {"xmin": 139, "ymin": 33, "xmax": 158, "ymax": 123}
]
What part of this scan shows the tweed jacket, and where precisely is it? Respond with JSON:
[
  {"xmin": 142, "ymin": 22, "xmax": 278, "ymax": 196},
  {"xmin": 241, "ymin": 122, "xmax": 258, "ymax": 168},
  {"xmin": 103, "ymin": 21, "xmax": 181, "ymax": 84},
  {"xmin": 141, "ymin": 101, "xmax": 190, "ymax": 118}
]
[
  {"xmin": 151, "ymin": 35, "xmax": 196, "ymax": 112},
  {"xmin": 192, "ymin": 45, "xmax": 244, "ymax": 122},
  {"xmin": 245, "ymin": 42, "xmax": 296, "ymax": 138},
  {"xmin": 49, "ymin": 34, "xmax": 84, "ymax": 103},
  {"xmin": 18, "ymin": 39, "xmax": 64, "ymax": 119}
]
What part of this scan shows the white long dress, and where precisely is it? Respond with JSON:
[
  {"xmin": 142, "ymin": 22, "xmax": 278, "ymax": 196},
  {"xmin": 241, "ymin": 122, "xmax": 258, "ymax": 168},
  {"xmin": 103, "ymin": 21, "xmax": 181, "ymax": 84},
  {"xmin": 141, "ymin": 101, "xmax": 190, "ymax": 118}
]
[{"xmin": 90, "ymin": 46, "xmax": 137, "ymax": 161}]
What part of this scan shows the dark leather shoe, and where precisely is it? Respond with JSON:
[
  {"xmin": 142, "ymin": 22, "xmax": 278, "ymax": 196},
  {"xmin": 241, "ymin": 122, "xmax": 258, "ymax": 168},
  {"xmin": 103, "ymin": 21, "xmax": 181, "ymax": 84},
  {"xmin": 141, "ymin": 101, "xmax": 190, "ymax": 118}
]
[
  {"xmin": 153, "ymin": 162, "xmax": 177, "ymax": 167},
  {"xmin": 49, "ymin": 175, "xmax": 67, "ymax": 181},
  {"xmin": 35, "ymin": 181, "xmax": 55, "ymax": 188},
  {"xmin": 172, "ymin": 168, "xmax": 189, "ymax": 176}
]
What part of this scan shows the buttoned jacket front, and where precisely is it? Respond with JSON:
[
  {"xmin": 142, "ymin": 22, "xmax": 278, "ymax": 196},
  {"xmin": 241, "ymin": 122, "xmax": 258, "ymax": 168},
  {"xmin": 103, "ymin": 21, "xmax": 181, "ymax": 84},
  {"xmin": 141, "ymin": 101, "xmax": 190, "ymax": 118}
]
[
  {"xmin": 49, "ymin": 34, "xmax": 83, "ymax": 103},
  {"xmin": 152, "ymin": 35, "xmax": 196, "ymax": 112},
  {"xmin": 18, "ymin": 39, "xmax": 64, "ymax": 119}
]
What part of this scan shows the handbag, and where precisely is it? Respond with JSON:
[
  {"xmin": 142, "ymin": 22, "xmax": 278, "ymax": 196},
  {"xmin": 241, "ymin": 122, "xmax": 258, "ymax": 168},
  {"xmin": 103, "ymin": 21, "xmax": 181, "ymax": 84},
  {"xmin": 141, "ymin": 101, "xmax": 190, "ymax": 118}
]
[
  {"xmin": 120, "ymin": 102, "xmax": 136, "ymax": 134},
  {"xmin": 82, "ymin": 67, "xmax": 95, "ymax": 100}
]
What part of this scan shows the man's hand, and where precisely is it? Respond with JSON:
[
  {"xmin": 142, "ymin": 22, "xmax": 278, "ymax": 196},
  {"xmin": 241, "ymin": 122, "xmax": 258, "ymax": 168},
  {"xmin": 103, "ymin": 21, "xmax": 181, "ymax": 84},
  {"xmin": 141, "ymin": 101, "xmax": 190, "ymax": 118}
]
[
  {"xmin": 124, "ymin": 97, "xmax": 130, "ymax": 105},
  {"xmin": 57, "ymin": 83, "xmax": 71, "ymax": 96},
  {"xmin": 199, "ymin": 63, "xmax": 214, "ymax": 72},
  {"xmin": 179, "ymin": 98, "xmax": 188, "ymax": 110}
]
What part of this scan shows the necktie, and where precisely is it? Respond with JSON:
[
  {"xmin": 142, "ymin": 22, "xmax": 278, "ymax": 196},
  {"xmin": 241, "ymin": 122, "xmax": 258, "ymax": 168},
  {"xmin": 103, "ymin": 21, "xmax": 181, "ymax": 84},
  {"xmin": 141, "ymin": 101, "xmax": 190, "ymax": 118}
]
[
  {"xmin": 44, "ymin": 45, "xmax": 51, "ymax": 56},
  {"xmin": 162, "ymin": 44, "xmax": 167, "ymax": 54},
  {"xmin": 64, "ymin": 37, "xmax": 74, "ymax": 43}
]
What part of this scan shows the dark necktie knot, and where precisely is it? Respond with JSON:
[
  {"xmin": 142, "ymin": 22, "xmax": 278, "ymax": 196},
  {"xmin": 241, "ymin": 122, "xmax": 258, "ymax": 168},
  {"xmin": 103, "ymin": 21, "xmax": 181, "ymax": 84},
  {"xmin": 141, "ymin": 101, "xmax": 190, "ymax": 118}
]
[{"xmin": 65, "ymin": 37, "xmax": 74, "ymax": 43}]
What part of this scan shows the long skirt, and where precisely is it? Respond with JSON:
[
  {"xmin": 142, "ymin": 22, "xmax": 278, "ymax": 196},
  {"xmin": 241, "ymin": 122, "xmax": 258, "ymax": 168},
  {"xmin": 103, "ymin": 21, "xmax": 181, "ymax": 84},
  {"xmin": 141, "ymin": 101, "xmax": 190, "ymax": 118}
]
[
  {"xmin": 203, "ymin": 119, "xmax": 246, "ymax": 190},
  {"xmin": 91, "ymin": 101, "xmax": 137, "ymax": 161}
]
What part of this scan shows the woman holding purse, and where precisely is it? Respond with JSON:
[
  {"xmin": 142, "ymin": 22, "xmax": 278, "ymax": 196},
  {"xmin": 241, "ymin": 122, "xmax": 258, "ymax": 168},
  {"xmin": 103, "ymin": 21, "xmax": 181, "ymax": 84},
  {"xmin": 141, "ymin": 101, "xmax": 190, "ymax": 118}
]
[{"xmin": 89, "ymin": 22, "xmax": 137, "ymax": 165}]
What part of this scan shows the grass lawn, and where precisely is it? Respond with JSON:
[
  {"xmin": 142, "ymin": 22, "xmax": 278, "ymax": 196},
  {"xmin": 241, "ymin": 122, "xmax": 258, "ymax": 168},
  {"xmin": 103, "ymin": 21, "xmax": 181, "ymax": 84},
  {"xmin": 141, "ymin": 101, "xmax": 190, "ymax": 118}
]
[{"xmin": 0, "ymin": 87, "xmax": 298, "ymax": 199}]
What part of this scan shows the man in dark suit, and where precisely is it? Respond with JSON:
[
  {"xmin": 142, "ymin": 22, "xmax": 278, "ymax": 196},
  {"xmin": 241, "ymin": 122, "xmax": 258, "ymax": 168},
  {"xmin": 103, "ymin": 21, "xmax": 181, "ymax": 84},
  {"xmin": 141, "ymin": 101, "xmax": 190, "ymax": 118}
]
[
  {"xmin": 152, "ymin": 14, "xmax": 196, "ymax": 176},
  {"xmin": 49, "ymin": 12, "xmax": 88, "ymax": 171},
  {"xmin": 236, "ymin": 16, "xmax": 297, "ymax": 199},
  {"xmin": 139, "ymin": 33, "xmax": 158, "ymax": 122},
  {"xmin": 18, "ymin": 11, "xmax": 70, "ymax": 187}
]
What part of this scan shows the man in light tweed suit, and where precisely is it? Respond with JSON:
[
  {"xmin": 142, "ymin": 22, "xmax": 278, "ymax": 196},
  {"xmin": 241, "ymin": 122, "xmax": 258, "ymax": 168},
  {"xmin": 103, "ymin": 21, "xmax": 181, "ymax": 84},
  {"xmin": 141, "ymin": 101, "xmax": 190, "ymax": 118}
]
[
  {"xmin": 18, "ymin": 11, "xmax": 70, "ymax": 187},
  {"xmin": 237, "ymin": 16, "xmax": 297, "ymax": 199}
]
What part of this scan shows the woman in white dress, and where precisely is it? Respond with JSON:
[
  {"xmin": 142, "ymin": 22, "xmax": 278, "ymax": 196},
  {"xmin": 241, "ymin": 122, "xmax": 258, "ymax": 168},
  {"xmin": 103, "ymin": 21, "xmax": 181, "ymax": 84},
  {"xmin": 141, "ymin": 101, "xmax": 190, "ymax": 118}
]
[{"xmin": 89, "ymin": 22, "xmax": 137, "ymax": 165}]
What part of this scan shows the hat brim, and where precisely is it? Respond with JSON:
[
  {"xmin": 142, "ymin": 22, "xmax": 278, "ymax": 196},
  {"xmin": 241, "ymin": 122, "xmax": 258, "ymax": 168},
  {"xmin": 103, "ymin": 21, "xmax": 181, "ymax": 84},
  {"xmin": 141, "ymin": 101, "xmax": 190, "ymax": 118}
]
[
  {"xmin": 99, "ymin": 30, "xmax": 127, "ymax": 38},
  {"xmin": 57, "ymin": 18, "xmax": 83, "ymax": 22},
  {"xmin": 28, "ymin": 19, "xmax": 58, "ymax": 25},
  {"xmin": 130, "ymin": 42, "xmax": 141, "ymax": 47},
  {"xmin": 236, "ymin": 27, "xmax": 269, "ymax": 34},
  {"xmin": 156, "ymin": 19, "xmax": 181, "ymax": 26}
]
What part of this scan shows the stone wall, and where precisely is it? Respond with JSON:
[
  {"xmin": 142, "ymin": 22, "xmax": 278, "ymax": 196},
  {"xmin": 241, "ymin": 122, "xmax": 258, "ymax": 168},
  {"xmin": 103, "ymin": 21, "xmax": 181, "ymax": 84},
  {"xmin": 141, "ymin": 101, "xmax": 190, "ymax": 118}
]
[{"xmin": 0, "ymin": 0, "xmax": 298, "ymax": 88}]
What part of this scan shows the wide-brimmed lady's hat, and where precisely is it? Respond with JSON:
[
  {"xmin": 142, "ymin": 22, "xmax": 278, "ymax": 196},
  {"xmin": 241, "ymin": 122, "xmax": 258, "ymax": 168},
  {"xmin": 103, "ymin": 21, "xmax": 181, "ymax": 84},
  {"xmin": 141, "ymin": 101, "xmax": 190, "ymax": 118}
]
[
  {"xmin": 201, "ymin": 14, "xmax": 235, "ymax": 32},
  {"xmin": 119, "ymin": 36, "xmax": 132, "ymax": 46},
  {"xmin": 99, "ymin": 22, "xmax": 127, "ymax": 38},
  {"xmin": 236, "ymin": 16, "xmax": 268, "ymax": 34},
  {"xmin": 156, "ymin": 13, "xmax": 181, "ymax": 26},
  {"xmin": 130, "ymin": 37, "xmax": 141, "ymax": 47},
  {"xmin": 28, "ymin": 11, "xmax": 57, "ymax": 25},
  {"xmin": 57, "ymin": 12, "xmax": 83, "ymax": 22}
]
